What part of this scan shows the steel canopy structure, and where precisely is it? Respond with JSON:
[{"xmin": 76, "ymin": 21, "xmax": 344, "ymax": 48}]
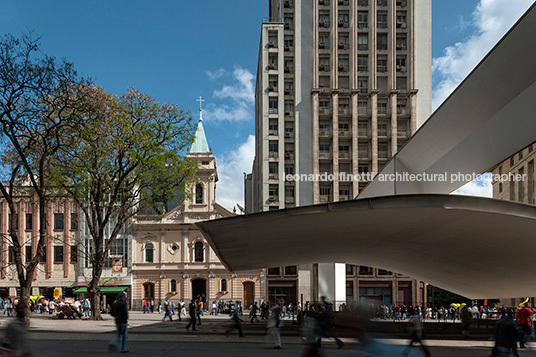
[
  {"xmin": 198, "ymin": 195, "xmax": 536, "ymax": 299},
  {"xmin": 196, "ymin": 3, "xmax": 536, "ymax": 299}
]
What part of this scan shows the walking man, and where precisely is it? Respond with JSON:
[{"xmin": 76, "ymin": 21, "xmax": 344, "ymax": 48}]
[
  {"xmin": 269, "ymin": 301, "xmax": 282, "ymax": 349},
  {"xmin": 185, "ymin": 300, "xmax": 197, "ymax": 331},
  {"xmin": 250, "ymin": 302, "xmax": 259, "ymax": 323},
  {"xmin": 516, "ymin": 301, "xmax": 533, "ymax": 349},
  {"xmin": 109, "ymin": 293, "xmax": 129, "ymax": 353},
  {"xmin": 402, "ymin": 307, "xmax": 430, "ymax": 357},
  {"xmin": 162, "ymin": 300, "xmax": 173, "ymax": 322},
  {"xmin": 224, "ymin": 308, "xmax": 245, "ymax": 337}
]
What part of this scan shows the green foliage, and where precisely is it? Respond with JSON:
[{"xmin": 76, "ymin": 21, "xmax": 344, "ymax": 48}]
[{"xmin": 427, "ymin": 285, "xmax": 471, "ymax": 308}]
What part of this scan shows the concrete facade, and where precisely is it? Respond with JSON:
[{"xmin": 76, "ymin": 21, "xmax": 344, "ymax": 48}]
[{"xmin": 249, "ymin": 0, "xmax": 431, "ymax": 307}]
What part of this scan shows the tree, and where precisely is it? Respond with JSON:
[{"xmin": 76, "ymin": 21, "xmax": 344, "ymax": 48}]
[
  {"xmin": 0, "ymin": 33, "xmax": 88, "ymax": 323},
  {"xmin": 52, "ymin": 85, "xmax": 197, "ymax": 320}
]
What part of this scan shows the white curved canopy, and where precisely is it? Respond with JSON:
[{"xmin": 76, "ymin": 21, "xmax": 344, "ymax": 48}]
[{"xmin": 197, "ymin": 195, "xmax": 536, "ymax": 299}]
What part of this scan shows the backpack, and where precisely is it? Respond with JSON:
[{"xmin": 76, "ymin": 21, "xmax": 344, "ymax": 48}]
[{"xmin": 110, "ymin": 302, "xmax": 117, "ymax": 317}]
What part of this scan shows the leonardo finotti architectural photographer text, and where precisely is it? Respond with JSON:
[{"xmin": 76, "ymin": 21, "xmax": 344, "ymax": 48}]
[{"xmin": 285, "ymin": 172, "xmax": 526, "ymax": 183}]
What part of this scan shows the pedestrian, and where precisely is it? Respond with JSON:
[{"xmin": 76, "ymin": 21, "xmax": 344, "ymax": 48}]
[
  {"xmin": 268, "ymin": 301, "xmax": 282, "ymax": 349},
  {"xmin": 402, "ymin": 307, "xmax": 430, "ymax": 357},
  {"xmin": 250, "ymin": 302, "xmax": 259, "ymax": 323},
  {"xmin": 143, "ymin": 299, "xmax": 147, "ymax": 314},
  {"xmin": 199, "ymin": 300, "xmax": 204, "ymax": 316},
  {"xmin": 212, "ymin": 301, "xmax": 217, "ymax": 316},
  {"xmin": 461, "ymin": 305, "xmax": 472, "ymax": 337},
  {"xmin": 162, "ymin": 299, "xmax": 173, "ymax": 322},
  {"xmin": 6, "ymin": 298, "xmax": 13, "ymax": 317},
  {"xmin": 185, "ymin": 300, "xmax": 197, "ymax": 331},
  {"xmin": 196, "ymin": 300, "xmax": 202, "ymax": 326},
  {"xmin": 109, "ymin": 293, "xmax": 129, "ymax": 354},
  {"xmin": 490, "ymin": 308, "xmax": 518, "ymax": 357},
  {"xmin": 516, "ymin": 301, "xmax": 534, "ymax": 349},
  {"xmin": 158, "ymin": 300, "xmax": 162, "ymax": 314},
  {"xmin": 224, "ymin": 308, "xmax": 244, "ymax": 337},
  {"xmin": 83, "ymin": 298, "xmax": 91, "ymax": 318},
  {"xmin": 4, "ymin": 302, "xmax": 32, "ymax": 357},
  {"xmin": 171, "ymin": 301, "xmax": 176, "ymax": 316},
  {"xmin": 147, "ymin": 300, "xmax": 151, "ymax": 314}
]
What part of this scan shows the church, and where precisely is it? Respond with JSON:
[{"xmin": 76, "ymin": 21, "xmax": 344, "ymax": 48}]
[{"xmin": 130, "ymin": 103, "xmax": 264, "ymax": 310}]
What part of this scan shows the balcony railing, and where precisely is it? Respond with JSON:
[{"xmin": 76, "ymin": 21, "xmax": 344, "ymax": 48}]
[
  {"xmin": 377, "ymin": 22, "xmax": 388, "ymax": 29},
  {"xmin": 339, "ymin": 130, "xmax": 350, "ymax": 137},
  {"xmin": 269, "ymin": 130, "xmax": 278, "ymax": 136},
  {"xmin": 339, "ymin": 152, "xmax": 351, "ymax": 159},
  {"xmin": 339, "ymin": 107, "xmax": 350, "ymax": 115},
  {"xmin": 377, "ymin": 65, "xmax": 387, "ymax": 72},
  {"xmin": 357, "ymin": 22, "xmax": 368, "ymax": 29},
  {"xmin": 357, "ymin": 65, "xmax": 368, "ymax": 72},
  {"xmin": 358, "ymin": 44, "xmax": 368, "ymax": 50},
  {"xmin": 339, "ymin": 195, "xmax": 350, "ymax": 201},
  {"xmin": 319, "ymin": 130, "xmax": 330, "ymax": 137},
  {"xmin": 319, "ymin": 152, "xmax": 331, "ymax": 159},
  {"xmin": 358, "ymin": 0, "xmax": 368, "ymax": 5},
  {"xmin": 358, "ymin": 129, "xmax": 370, "ymax": 137},
  {"xmin": 377, "ymin": 129, "xmax": 389, "ymax": 137},
  {"xmin": 397, "ymin": 129, "xmax": 409, "ymax": 138},
  {"xmin": 319, "ymin": 195, "xmax": 331, "ymax": 203},
  {"xmin": 269, "ymin": 152, "xmax": 278, "ymax": 158},
  {"xmin": 378, "ymin": 151, "xmax": 389, "ymax": 159},
  {"xmin": 358, "ymin": 151, "xmax": 370, "ymax": 159},
  {"xmin": 377, "ymin": 107, "xmax": 388, "ymax": 115}
]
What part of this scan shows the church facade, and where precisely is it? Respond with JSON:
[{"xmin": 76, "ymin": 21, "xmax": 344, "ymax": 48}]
[{"xmin": 130, "ymin": 106, "xmax": 264, "ymax": 309}]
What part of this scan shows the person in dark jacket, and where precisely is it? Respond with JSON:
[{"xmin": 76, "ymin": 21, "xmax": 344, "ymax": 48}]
[
  {"xmin": 490, "ymin": 308, "xmax": 519, "ymax": 357},
  {"xmin": 109, "ymin": 293, "xmax": 129, "ymax": 353},
  {"xmin": 185, "ymin": 300, "xmax": 198, "ymax": 331}
]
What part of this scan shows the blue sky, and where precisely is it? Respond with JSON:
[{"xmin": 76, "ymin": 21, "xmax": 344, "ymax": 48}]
[{"xmin": 1, "ymin": 0, "xmax": 534, "ymax": 208}]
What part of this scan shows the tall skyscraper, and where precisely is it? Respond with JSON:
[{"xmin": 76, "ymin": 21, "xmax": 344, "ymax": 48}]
[{"xmin": 249, "ymin": 0, "xmax": 432, "ymax": 306}]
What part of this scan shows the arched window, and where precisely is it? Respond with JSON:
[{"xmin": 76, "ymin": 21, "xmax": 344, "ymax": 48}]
[
  {"xmin": 194, "ymin": 241, "xmax": 204, "ymax": 262},
  {"xmin": 221, "ymin": 278, "xmax": 228, "ymax": 292},
  {"xmin": 195, "ymin": 183, "xmax": 204, "ymax": 204},
  {"xmin": 170, "ymin": 279, "xmax": 177, "ymax": 292},
  {"xmin": 145, "ymin": 243, "xmax": 154, "ymax": 263}
]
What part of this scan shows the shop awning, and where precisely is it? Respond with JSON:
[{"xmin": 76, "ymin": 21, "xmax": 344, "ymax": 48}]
[{"xmin": 73, "ymin": 286, "xmax": 127, "ymax": 294}]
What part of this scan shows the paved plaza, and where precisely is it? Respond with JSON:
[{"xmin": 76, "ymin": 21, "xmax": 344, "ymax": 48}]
[{"xmin": 0, "ymin": 312, "xmax": 533, "ymax": 356}]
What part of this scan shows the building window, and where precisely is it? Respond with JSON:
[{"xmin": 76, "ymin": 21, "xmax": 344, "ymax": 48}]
[
  {"xmin": 269, "ymin": 163, "xmax": 278, "ymax": 176},
  {"xmin": 195, "ymin": 183, "xmax": 204, "ymax": 204},
  {"xmin": 25, "ymin": 246, "xmax": 32, "ymax": 263},
  {"xmin": 145, "ymin": 243, "xmax": 154, "ymax": 263},
  {"xmin": 357, "ymin": 56, "xmax": 368, "ymax": 71},
  {"xmin": 357, "ymin": 12, "xmax": 368, "ymax": 28},
  {"xmin": 285, "ymin": 266, "xmax": 297, "ymax": 275},
  {"xmin": 346, "ymin": 264, "xmax": 354, "ymax": 275},
  {"xmin": 221, "ymin": 278, "xmax": 228, "ymax": 292},
  {"xmin": 378, "ymin": 269, "xmax": 392, "ymax": 275},
  {"xmin": 26, "ymin": 214, "xmax": 33, "ymax": 230},
  {"xmin": 54, "ymin": 246, "xmax": 64, "ymax": 263},
  {"xmin": 519, "ymin": 151, "xmax": 524, "ymax": 160},
  {"xmin": 284, "ymin": 166, "xmax": 294, "ymax": 176},
  {"xmin": 530, "ymin": 144, "xmax": 534, "ymax": 152},
  {"xmin": 71, "ymin": 213, "xmax": 78, "ymax": 230},
  {"xmin": 8, "ymin": 213, "xmax": 17, "ymax": 232},
  {"xmin": 194, "ymin": 241, "xmax": 204, "ymax": 262},
  {"xmin": 70, "ymin": 245, "xmax": 78, "ymax": 264},
  {"xmin": 377, "ymin": 12, "xmax": 388, "ymax": 28},
  {"xmin": 8, "ymin": 246, "xmax": 15, "ymax": 263},
  {"xmin": 319, "ymin": 34, "xmax": 330, "ymax": 48},
  {"xmin": 268, "ymin": 267, "xmax": 281, "ymax": 275},
  {"xmin": 499, "ymin": 166, "xmax": 502, "ymax": 175},
  {"xmin": 269, "ymin": 141, "xmax": 278, "ymax": 157},
  {"xmin": 499, "ymin": 182, "xmax": 503, "ymax": 193},
  {"xmin": 170, "ymin": 279, "xmax": 177, "ymax": 293},
  {"xmin": 377, "ymin": 34, "xmax": 388, "ymax": 50},
  {"xmin": 358, "ymin": 266, "xmax": 373, "ymax": 275},
  {"xmin": 510, "ymin": 157, "xmax": 515, "ymax": 167},
  {"xmin": 54, "ymin": 213, "xmax": 64, "ymax": 230}
]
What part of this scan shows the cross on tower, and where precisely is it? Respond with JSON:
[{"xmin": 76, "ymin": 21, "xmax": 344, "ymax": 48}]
[{"xmin": 196, "ymin": 96, "xmax": 205, "ymax": 112}]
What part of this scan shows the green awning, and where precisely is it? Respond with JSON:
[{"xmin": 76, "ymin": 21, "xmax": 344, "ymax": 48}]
[{"xmin": 73, "ymin": 286, "xmax": 127, "ymax": 294}]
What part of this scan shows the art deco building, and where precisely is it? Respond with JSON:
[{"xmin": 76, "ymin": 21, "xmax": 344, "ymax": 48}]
[
  {"xmin": 248, "ymin": 0, "xmax": 431, "ymax": 307},
  {"xmin": 131, "ymin": 108, "xmax": 264, "ymax": 309}
]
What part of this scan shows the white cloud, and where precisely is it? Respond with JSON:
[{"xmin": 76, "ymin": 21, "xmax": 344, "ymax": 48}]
[
  {"xmin": 452, "ymin": 173, "xmax": 493, "ymax": 197},
  {"xmin": 203, "ymin": 67, "xmax": 255, "ymax": 122},
  {"xmin": 213, "ymin": 67, "xmax": 254, "ymax": 103},
  {"xmin": 215, "ymin": 135, "xmax": 255, "ymax": 211},
  {"xmin": 205, "ymin": 68, "xmax": 227, "ymax": 80},
  {"xmin": 432, "ymin": 0, "xmax": 534, "ymax": 109}
]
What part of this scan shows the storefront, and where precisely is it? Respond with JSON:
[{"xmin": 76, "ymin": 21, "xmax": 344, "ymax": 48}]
[{"xmin": 75, "ymin": 276, "xmax": 132, "ymax": 309}]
